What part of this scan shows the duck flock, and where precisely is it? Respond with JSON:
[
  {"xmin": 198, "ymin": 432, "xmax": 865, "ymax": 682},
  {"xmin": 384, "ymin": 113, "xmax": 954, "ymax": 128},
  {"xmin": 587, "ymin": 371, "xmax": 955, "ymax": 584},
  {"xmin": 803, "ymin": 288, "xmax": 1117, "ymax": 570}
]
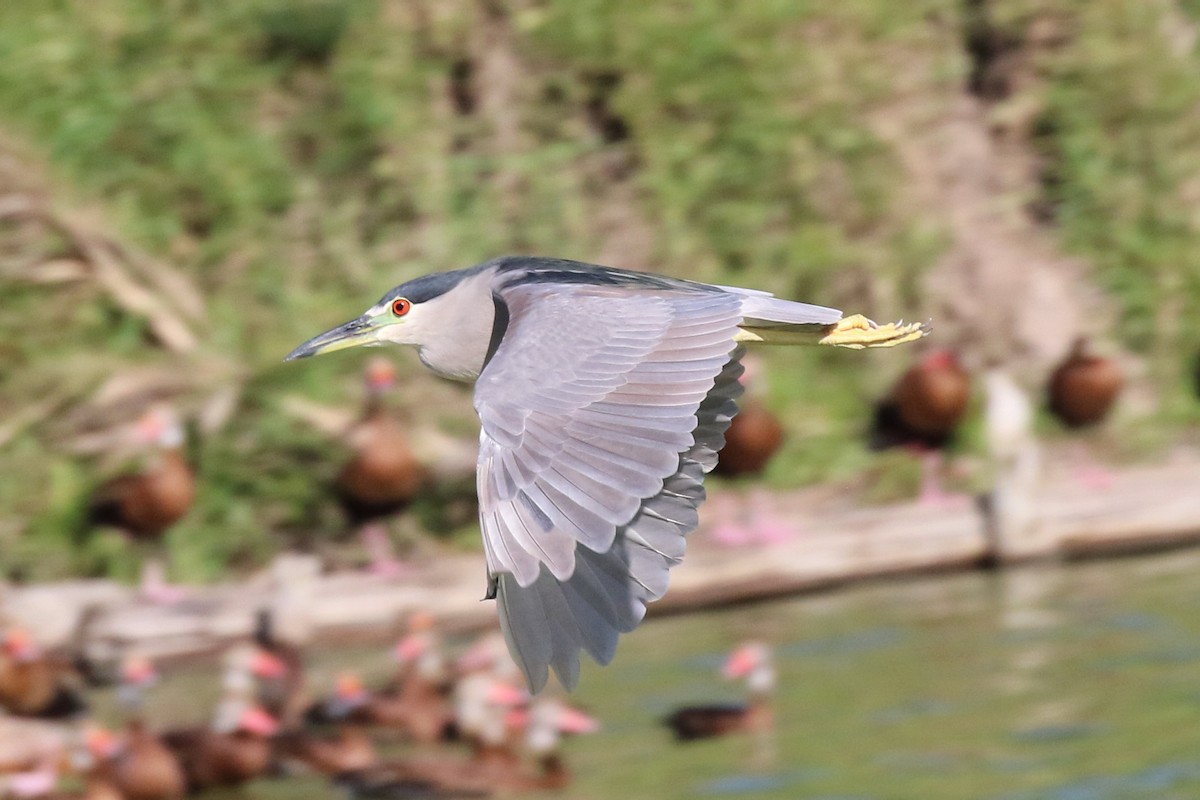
[
  {"xmin": 0, "ymin": 608, "xmax": 780, "ymax": 799},
  {"xmin": 0, "ymin": 612, "xmax": 589, "ymax": 799}
]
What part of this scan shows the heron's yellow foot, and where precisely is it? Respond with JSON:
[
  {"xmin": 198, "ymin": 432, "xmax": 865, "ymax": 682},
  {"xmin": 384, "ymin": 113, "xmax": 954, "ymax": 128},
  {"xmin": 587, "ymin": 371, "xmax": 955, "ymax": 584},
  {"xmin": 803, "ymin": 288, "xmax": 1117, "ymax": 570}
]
[{"xmin": 819, "ymin": 314, "xmax": 930, "ymax": 350}]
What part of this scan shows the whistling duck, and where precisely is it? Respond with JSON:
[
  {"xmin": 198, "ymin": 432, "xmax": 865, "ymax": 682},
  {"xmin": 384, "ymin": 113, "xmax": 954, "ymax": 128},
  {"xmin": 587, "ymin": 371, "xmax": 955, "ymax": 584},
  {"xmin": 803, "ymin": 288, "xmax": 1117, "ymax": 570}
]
[
  {"xmin": 664, "ymin": 642, "xmax": 774, "ymax": 741},
  {"xmin": 870, "ymin": 349, "xmax": 971, "ymax": 506},
  {"xmin": 82, "ymin": 656, "xmax": 187, "ymax": 800},
  {"xmin": 709, "ymin": 355, "xmax": 794, "ymax": 547},
  {"xmin": 305, "ymin": 670, "xmax": 453, "ymax": 745},
  {"xmin": 86, "ymin": 405, "xmax": 195, "ymax": 603},
  {"xmin": 336, "ymin": 358, "xmax": 428, "ymax": 577},
  {"xmin": 389, "ymin": 611, "xmax": 446, "ymax": 689},
  {"xmin": 160, "ymin": 646, "xmax": 280, "ymax": 792},
  {"xmin": 85, "ymin": 723, "xmax": 184, "ymax": 800},
  {"xmin": 161, "ymin": 697, "xmax": 279, "ymax": 793},
  {"xmin": 0, "ymin": 627, "xmax": 87, "ymax": 720},
  {"xmin": 382, "ymin": 612, "xmax": 454, "ymax": 743},
  {"xmin": 273, "ymin": 687, "xmax": 376, "ymax": 778},
  {"xmin": 308, "ymin": 615, "xmax": 453, "ymax": 744},
  {"xmin": 453, "ymin": 670, "xmax": 528, "ymax": 779},
  {"xmin": 335, "ymin": 695, "xmax": 597, "ymax": 799},
  {"xmin": 1047, "ymin": 337, "xmax": 1123, "ymax": 428},
  {"xmin": 1046, "ymin": 336, "xmax": 1124, "ymax": 489},
  {"xmin": 305, "ymin": 671, "xmax": 370, "ymax": 726},
  {"xmin": 332, "ymin": 677, "xmax": 528, "ymax": 800},
  {"xmin": 715, "ymin": 397, "xmax": 785, "ymax": 477},
  {"xmin": 251, "ymin": 609, "xmax": 307, "ymax": 727},
  {"xmin": 496, "ymin": 696, "xmax": 599, "ymax": 793}
]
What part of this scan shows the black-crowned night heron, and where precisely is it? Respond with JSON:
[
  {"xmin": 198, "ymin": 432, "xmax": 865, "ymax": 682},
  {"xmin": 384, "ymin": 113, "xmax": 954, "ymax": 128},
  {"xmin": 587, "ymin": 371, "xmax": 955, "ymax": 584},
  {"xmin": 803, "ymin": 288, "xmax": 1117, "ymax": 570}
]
[{"xmin": 287, "ymin": 256, "xmax": 926, "ymax": 691}]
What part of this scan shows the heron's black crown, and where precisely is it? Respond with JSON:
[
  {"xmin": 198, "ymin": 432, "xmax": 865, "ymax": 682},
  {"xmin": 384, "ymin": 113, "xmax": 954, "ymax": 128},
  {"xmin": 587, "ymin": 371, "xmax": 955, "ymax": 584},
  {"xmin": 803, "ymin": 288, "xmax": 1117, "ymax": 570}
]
[
  {"xmin": 380, "ymin": 256, "xmax": 716, "ymax": 310},
  {"xmin": 380, "ymin": 269, "xmax": 473, "ymax": 306}
]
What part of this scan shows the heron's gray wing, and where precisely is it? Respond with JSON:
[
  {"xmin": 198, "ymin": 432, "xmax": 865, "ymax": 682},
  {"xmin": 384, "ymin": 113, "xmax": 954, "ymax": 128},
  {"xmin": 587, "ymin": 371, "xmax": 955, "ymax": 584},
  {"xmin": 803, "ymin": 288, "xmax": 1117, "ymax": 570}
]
[{"xmin": 474, "ymin": 283, "xmax": 744, "ymax": 690}]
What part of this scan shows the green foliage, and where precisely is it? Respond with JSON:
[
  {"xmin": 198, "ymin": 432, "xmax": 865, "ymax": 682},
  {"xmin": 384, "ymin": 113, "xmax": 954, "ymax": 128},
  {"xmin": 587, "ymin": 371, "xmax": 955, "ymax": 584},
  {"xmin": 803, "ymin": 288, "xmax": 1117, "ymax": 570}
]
[{"xmin": 1030, "ymin": 1, "xmax": 1200, "ymax": 363}]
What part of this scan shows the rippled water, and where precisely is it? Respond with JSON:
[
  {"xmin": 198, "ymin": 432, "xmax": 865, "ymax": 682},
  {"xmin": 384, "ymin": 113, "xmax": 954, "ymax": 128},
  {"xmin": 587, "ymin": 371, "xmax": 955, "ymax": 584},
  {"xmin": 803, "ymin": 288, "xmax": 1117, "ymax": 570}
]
[{"xmin": 105, "ymin": 547, "xmax": 1200, "ymax": 799}]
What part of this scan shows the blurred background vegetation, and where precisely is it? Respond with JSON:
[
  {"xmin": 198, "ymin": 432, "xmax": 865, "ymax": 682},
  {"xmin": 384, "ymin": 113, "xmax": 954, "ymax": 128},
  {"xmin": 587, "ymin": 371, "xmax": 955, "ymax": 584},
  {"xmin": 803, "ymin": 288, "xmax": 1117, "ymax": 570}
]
[{"xmin": 2, "ymin": 0, "xmax": 1199, "ymax": 582}]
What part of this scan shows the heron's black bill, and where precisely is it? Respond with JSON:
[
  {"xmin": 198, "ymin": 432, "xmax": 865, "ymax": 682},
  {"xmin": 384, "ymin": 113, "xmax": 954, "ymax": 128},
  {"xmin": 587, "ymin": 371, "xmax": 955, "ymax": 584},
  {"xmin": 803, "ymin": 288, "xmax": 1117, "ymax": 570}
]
[{"xmin": 285, "ymin": 315, "xmax": 376, "ymax": 361}]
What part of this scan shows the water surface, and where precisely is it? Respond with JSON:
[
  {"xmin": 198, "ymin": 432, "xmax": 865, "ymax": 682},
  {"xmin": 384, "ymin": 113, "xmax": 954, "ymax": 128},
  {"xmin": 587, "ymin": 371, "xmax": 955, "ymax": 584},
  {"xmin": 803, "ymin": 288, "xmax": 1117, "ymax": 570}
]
[{"xmin": 106, "ymin": 548, "xmax": 1200, "ymax": 799}]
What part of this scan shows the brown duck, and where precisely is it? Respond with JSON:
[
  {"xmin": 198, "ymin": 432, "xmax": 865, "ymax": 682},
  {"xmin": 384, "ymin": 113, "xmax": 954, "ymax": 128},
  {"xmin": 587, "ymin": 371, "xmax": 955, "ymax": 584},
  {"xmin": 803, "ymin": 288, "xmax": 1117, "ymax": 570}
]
[
  {"xmin": 1047, "ymin": 337, "xmax": 1123, "ymax": 428},
  {"xmin": 86, "ymin": 721, "xmax": 186, "ymax": 800},
  {"xmin": 161, "ymin": 699, "xmax": 280, "ymax": 792},
  {"xmin": 304, "ymin": 672, "xmax": 442, "ymax": 742},
  {"xmin": 869, "ymin": 349, "xmax": 971, "ymax": 505},
  {"xmin": 1046, "ymin": 336, "xmax": 1124, "ymax": 488},
  {"xmin": 86, "ymin": 405, "xmax": 195, "ymax": 603},
  {"xmin": 87, "ymin": 406, "xmax": 194, "ymax": 540},
  {"xmin": 714, "ymin": 357, "xmax": 784, "ymax": 478},
  {"xmin": 83, "ymin": 656, "xmax": 187, "ymax": 800},
  {"xmin": 0, "ymin": 626, "xmax": 87, "ymax": 720},
  {"xmin": 708, "ymin": 356, "xmax": 793, "ymax": 547},
  {"xmin": 498, "ymin": 697, "xmax": 599, "ymax": 792},
  {"xmin": 334, "ymin": 694, "xmax": 596, "ymax": 797},
  {"xmin": 383, "ymin": 612, "xmax": 455, "ymax": 743},
  {"xmin": 664, "ymin": 642, "xmax": 774, "ymax": 741},
  {"xmin": 336, "ymin": 358, "xmax": 427, "ymax": 575}
]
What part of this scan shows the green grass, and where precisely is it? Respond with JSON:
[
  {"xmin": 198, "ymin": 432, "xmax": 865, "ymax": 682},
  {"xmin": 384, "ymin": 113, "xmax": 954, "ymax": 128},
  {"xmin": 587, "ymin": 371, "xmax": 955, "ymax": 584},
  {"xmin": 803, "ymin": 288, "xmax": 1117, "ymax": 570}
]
[
  {"xmin": 1029, "ymin": 1, "xmax": 1200, "ymax": 361},
  {"xmin": 0, "ymin": 0, "xmax": 1198, "ymax": 581}
]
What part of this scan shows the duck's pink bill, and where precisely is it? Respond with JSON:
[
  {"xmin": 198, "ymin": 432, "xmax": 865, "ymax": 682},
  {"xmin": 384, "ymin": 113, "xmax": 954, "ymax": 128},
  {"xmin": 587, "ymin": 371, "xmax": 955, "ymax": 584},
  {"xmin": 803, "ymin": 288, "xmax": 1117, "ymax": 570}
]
[
  {"xmin": 240, "ymin": 706, "xmax": 281, "ymax": 736},
  {"xmin": 251, "ymin": 649, "xmax": 289, "ymax": 679},
  {"xmin": 722, "ymin": 645, "xmax": 759, "ymax": 679},
  {"xmin": 558, "ymin": 706, "xmax": 601, "ymax": 734},
  {"xmin": 486, "ymin": 681, "xmax": 529, "ymax": 707},
  {"xmin": 393, "ymin": 634, "xmax": 425, "ymax": 663}
]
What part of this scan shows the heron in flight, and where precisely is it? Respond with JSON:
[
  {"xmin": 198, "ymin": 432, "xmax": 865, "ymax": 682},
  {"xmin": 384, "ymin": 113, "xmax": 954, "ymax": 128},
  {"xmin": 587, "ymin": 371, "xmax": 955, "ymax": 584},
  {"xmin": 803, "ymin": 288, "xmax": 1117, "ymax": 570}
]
[{"xmin": 287, "ymin": 256, "xmax": 926, "ymax": 691}]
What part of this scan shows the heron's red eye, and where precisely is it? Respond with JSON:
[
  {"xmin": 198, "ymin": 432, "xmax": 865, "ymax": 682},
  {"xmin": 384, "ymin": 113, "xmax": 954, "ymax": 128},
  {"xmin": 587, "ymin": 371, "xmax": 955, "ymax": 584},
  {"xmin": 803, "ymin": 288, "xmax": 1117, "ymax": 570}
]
[{"xmin": 391, "ymin": 298, "xmax": 411, "ymax": 317}]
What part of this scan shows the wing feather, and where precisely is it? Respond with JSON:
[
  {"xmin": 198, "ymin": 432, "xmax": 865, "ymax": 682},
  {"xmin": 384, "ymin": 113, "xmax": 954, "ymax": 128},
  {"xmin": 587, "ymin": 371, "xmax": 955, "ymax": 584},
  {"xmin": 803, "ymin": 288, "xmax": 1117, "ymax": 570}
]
[{"xmin": 475, "ymin": 283, "xmax": 747, "ymax": 689}]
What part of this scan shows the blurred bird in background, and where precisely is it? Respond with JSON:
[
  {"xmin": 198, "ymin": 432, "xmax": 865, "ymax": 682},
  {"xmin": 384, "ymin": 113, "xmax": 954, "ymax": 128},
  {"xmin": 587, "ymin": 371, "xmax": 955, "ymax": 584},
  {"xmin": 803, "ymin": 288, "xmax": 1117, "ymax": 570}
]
[
  {"xmin": 664, "ymin": 641, "xmax": 775, "ymax": 742},
  {"xmin": 91, "ymin": 654, "xmax": 188, "ymax": 800},
  {"xmin": 0, "ymin": 625, "xmax": 87, "ymax": 721},
  {"xmin": 160, "ymin": 652, "xmax": 281, "ymax": 794},
  {"xmin": 708, "ymin": 355, "xmax": 796, "ymax": 548},
  {"xmin": 870, "ymin": 349, "xmax": 971, "ymax": 507},
  {"xmin": 1046, "ymin": 336, "xmax": 1124, "ymax": 488},
  {"xmin": 83, "ymin": 405, "xmax": 195, "ymax": 604},
  {"xmin": 335, "ymin": 357, "xmax": 429, "ymax": 577}
]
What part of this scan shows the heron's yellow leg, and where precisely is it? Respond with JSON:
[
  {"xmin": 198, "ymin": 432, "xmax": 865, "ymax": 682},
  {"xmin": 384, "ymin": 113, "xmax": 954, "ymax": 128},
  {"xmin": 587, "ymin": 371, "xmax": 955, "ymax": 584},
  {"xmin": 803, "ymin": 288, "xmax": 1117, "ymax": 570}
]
[
  {"xmin": 818, "ymin": 314, "xmax": 929, "ymax": 350},
  {"xmin": 733, "ymin": 314, "xmax": 929, "ymax": 348}
]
